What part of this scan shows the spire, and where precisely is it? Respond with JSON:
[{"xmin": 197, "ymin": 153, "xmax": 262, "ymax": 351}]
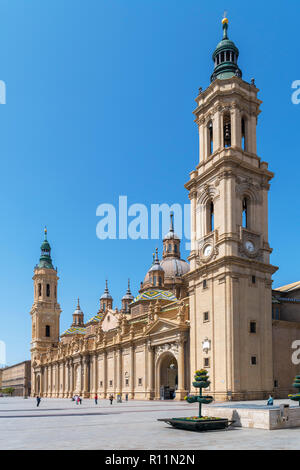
[
  {"xmin": 211, "ymin": 16, "xmax": 242, "ymax": 82},
  {"xmin": 72, "ymin": 297, "xmax": 84, "ymax": 326},
  {"xmin": 38, "ymin": 227, "xmax": 54, "ymax": 269},
  {"xmin": 169, "ymin": 212, "xmax": 174, "ymax": 233},
  {"xmin": 122, "ymin": 279, "xmax": 134, "ymax": 302},
  {"xmin": 100, "ymin": 280, "xmax": 112, "ymax": 300}
]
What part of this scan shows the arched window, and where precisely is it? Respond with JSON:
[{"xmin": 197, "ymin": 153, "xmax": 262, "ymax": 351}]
[
  {"xmin": 223, "ymin": 114, "xmax": 231, "ymax": 148},
  {"xmin": 45, "ymin": 325, "xmax": 50, "ymax": 338},
  {"xmin": 38, "ymin": 283, "xmax": 41, "ymax": 297},
  {"xmin": 153, "ymin": 275, "xmax": 157, "ymax": 286},
  {"xmin": 208, "ymin": 201, "xmax": 214, "ymax": 232},
  {"xmin": 174, "ymin": 244, "xmax": 178, "ymax": 253},
  {"xmin": 242, "ymin": 197, "xmax": 249, "ymax": 228},
  {"xmin": 241, "ymin": 117, "xmax": 247, "ymax": 151},
  {"xmin": 46, "ymin": 284, "xmax": 50, "ymax": 297},
  {"xmin": 208, "ymin": 121, "xmax": 213, "ymax": 156}
]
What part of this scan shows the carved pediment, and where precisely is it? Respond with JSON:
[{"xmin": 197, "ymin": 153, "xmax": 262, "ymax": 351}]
[{"xmin": 145, "ymin": 319, "xmax": 178, "ymax": 336}]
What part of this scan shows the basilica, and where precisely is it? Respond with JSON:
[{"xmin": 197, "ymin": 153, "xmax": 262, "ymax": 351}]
[{"xmin": 30, "ymin": 18, "xmax": 300, "ymax": 402}]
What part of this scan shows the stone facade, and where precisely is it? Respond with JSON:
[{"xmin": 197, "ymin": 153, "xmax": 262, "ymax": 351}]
[
  {"xmin": 0, "ymin": 361, "xmax": 31, "ymax": 397},
  {"xmin": 30, "ymin": 18, "xmax": 300, "ymax": 401}
]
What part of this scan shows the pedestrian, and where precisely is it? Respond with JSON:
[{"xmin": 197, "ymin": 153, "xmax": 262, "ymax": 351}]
[
  {"xmin": 95, "ymin": 394, "xmax": 98, "ymax": 405},
  {"xmin": 267, "ymin": 395, "xmax": 274, "ymax": 406},
  {"xmin": 79, "ymin": 396, "xmax": 82, "ymax": 405},
  {"xmin": 36, "ymin": 396, "xmax": 41, "ymax": 407},
  {"xmin": 109, "ymin": 394, "xmax": 114, "ymax": 405},
  {"xmin": 125, "ymin": 393, "xmax": 128, "ymax": 402}
]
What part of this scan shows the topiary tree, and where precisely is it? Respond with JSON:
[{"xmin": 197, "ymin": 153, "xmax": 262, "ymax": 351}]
[
  {"xmin": 288, "ymin": 375, "xmax": 300, "ymax": 406},
  {"xmin": 185, "ymin": 370, "xmax": 213, "ymax": 418}
]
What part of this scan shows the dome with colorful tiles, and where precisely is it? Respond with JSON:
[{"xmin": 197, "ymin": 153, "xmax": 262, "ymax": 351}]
[{"xmin": 132, "ymin": 289, "xmax": 177, "ymax": 304}]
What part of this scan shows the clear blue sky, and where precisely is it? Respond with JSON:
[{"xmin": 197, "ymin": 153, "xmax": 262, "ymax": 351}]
[{"xmin": 0, "ymin": 0, "xmax": 299, "ymax": 366}]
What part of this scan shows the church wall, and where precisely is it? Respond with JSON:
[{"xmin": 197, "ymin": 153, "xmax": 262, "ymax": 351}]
[{"xmin": 272, "ymin": 321, "xmax": 300, "ymax": 398}]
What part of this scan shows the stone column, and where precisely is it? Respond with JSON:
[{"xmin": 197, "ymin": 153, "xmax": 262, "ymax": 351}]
[
  {"xmin": 129, "ymin": 344, "xmax": 135, "ymax": 399},
  {"xmin": 49, "ymin": 364, "xmax": 53, "ymax": 397},
  {"xmin": 70, "ymin": 360, "xmax": 74, "ymax": 397},
  {"xmin": 199, "ymin": 119, "xmax": 205, "ymax": 162},
  {"xmin": 93, "ymin": 354, "xmax": 97, "ymax": 396},
  {"xmin": 117, "ymin": 348, "xmax": 122, "ymax": 397},
  {"xmin": 83, "ymin": 356, "xmax": 90, "ymax": 398},
  {"xmin": 176, "ymin": 337, "xmax": 187, "ymax": 401},
  {"xmin": 147, "ymin": 344, "xmax": 154, "ymax": 400},
  {"xmin": 103, "ymin": 351, "xmax": 107, "ymax": 398},
  {"xmin": 231, "ymin": 106, "xmax": 241, "ymax": 149}
]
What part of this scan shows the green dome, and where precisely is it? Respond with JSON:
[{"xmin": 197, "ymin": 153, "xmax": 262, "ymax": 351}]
[
  {"xmin": 37, "ymin": 228, "xmax": 54, "ymax": 269},
  {"xmin": 211, "ymin": 19, "xmax": 242, "ymax": 82}
]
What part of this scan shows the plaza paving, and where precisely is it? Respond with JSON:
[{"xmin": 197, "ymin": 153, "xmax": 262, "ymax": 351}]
[{"xmin": 0, "ymin": 397, "xmax": 300, "ymax": 450}]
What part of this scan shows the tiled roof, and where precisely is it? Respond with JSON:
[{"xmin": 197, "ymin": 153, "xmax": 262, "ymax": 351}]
[
  {"xmin": 61, "ymin": 326, "xmax": 86, "ymax": 336},
  {"xmin": 133, "ymin": 289, "xmax": 177, "ymax": 303},
  {"xmin": 275, "ymin": 281, "xmax": 300, "ymax": 293}
]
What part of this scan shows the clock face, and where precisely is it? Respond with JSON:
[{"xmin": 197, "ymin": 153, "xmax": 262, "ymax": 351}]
[
  {"xmin": 203, "ymin": 244, "xmax": 213, "ymax": 257},
  {"xmin": 245, "ymin": 240, "xmax": 255, "ymax": 253}
]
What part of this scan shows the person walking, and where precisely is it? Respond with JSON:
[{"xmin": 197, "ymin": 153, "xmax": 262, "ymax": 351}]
[
  {"xmin": 36, "ymin": 396, "xmax": 41, "ymax": 407},
  {"xmin": 125, "ymin": 393, "xmax": 128, "ymax": 402},
  {"xmin": 109, "ymin": 394, "xmax": 114, "ymax": 405},
  {"xmin": 79, "ymin": 396, "xmax": 82, "ymax": 405},
  {"xmin": 95, "ymin": 394, "xmax": 98, "ymax": 405}
]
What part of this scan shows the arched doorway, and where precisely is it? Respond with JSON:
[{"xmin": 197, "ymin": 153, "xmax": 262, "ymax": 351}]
[{"xmin": 156, "ymin": 352, "xmax": 178, "ymax": 400}]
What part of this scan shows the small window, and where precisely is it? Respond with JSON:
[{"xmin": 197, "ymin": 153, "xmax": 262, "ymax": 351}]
[
  {"xmin": 252, "ymin": 276, "xmax": 256, "ymax": 285},
  {"xmin": 153, "ymin": 276, "xmax": 157, "ymax": 286},
  {"xmin": 38, "ymin": 283, "xmax": 42, "ymax": 297},
  {"xmin": 250, "ymin": 322, "xmax": 256, "ymax": 334},
  {"xmin": 251, "ymin": 356, "xmax": 257, "ymax": 366},
  {"xmin": 274, "ymin": 380, "xmax": 278, "ymax": 388},
  {"xmin": 45, "ymin": 325, "xmax": 50, "ymax": 338},
  {"xmin": 174, "ymin": 245, "xmax": 178, "ymax": 253},
  {"xmin": 243, "ymin": 198, "xmax": 249, "ymax": 229},
  {"xmin": 138, "ymin": 378, "xmax": 142, "ymax": 386},
  {"xmin": 204, "ymin": 358, "xmax": 210, "ymax": 368},
  {"xmin": 203, "ymin": 312, "xmax": 209, "ymax": 322},
  {"xmin": 203, "ymin": 280, "xmax": 207, "ymax": 289},
  {"xmin": 46, "ymin": 284, "xmax": 50, "ymax": 297},
  {"xmin": 209, "ymin": 202, "xmax": 214, "ymax": 232},
  {"xmin": 100, "ymin": 381, "xmax": 103, "ymax": 387},
  {"xmin": 125, "ymin": 378, "xmax": 129, "ymax": 386},
  {"xmin": 168, "ymin": 244, "xmax": 171, "ymax": 253},
  {"xmin": 241, "ymin": 117, "xmax": 247, "ymax": 151},
  {"xmin": 109, "ymin": 380, "xmax": 113, "ymax": 386},
  {"xmin": 208, "ymin": 121, "xmax": 213, "ymax": 156},
  {"xmin": 159, "ymin": 277, "xmax": 162, "ymax": 287}
]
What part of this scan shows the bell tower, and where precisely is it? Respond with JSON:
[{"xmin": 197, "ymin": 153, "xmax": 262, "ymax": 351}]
[
  {"xmin": 30, "ymin": 229, "xmax": 61, "ymax": 354},
  {"xmin": 186, "ymin": 18, "xmax": 278, "ymax": 401}
]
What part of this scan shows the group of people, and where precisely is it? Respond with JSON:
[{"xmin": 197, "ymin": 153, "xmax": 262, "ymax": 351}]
[
  {"xmin": 35, "ymin": 393, "xmax": 130, "ymax": 407},
  {"xmin": 72, "ymin": 395, "xmax": 82, "ymax": 405}
]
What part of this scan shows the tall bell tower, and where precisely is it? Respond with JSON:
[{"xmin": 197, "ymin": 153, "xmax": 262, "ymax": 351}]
[
  {"xmin": 30, "ymin": 229, "xmax": 61, "ymax": 355},
  {"xmin": 186, "ymin": 17, "xmax": 278, "ymax": 401}
]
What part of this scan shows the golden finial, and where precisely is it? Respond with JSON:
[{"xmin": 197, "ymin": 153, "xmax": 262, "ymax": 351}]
[{"xmin": 222, "ymin": 10, "xmax": 228, "ymax": 24}]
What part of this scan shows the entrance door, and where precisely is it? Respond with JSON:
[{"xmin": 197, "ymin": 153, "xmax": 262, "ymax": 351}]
[{"xmin": 159, "ymin": 353, "xmax": 178, "ymax": 400}]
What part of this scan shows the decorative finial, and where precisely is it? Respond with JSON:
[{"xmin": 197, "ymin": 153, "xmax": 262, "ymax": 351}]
[
  {"xmin": 155, "ymin": 248, "xmax": 159, "ymax": 263},
  {"xmin": 152, "ymin": 252, "xmax": 155, "ymax": 264},
  {"xmin": 222, "ymin": 11, "xmax": 229, "ymax": 39},
  {"xmin": 77, "ymin": 297, "xmax": 80, "ymax": 309},
  {"xmin": 170, "ymin": 212, "xmax": 174, "ymax": 232},
  {"xmin": 44, "ymin": 226, "xmax": 47, "ymax": 239}
]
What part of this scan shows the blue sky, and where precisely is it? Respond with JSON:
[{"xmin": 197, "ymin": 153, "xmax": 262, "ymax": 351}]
[{"xmin": 0, "ymin": 0, "xmax": 299, "ymax": 366}]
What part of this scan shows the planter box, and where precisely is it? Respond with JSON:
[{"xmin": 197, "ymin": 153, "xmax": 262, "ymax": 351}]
[{"xmin": 158, "ymin": 418, "xmax": 229, "ymax": 432}]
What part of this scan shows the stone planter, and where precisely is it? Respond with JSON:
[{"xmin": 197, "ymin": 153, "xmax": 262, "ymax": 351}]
[{"xmin": 158, "ymin": 417, "xmax": 229, "ymax": 432}]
